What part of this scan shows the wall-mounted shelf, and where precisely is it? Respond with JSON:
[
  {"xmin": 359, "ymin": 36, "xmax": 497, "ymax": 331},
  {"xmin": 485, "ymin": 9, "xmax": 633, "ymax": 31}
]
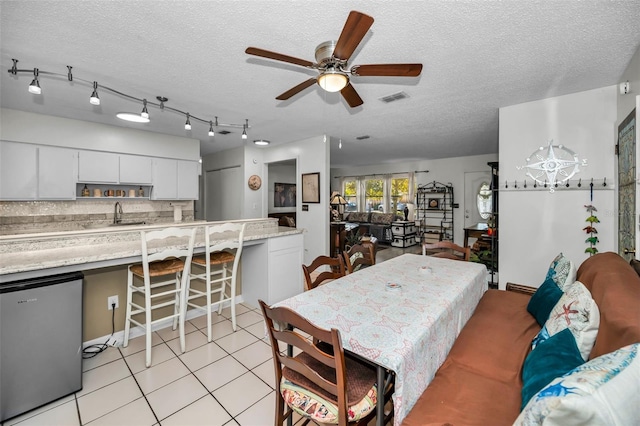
[{"xmin": 76, "ymin": 183, "xmax": 151, "ymax": 200}]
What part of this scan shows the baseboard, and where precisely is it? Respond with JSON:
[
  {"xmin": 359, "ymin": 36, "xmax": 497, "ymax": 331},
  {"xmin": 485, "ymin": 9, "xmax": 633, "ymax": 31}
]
[{"xmin": 83, "ymin": 296, "xmax": 245, "ymax": 349}]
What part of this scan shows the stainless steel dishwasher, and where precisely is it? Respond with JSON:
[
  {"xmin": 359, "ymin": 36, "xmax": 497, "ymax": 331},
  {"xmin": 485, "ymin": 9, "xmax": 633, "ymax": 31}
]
[{"xmin": 0, "ymin": 272, "xmax": 83, "ymax": 422}]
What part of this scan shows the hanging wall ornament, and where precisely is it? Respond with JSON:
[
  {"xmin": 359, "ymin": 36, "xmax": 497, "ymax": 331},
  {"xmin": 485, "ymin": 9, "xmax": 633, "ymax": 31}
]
[
  {"xmin": 517, "ymin": 140, "xmax": 587, "ymax": 193},
  {"xmin": 583, "ymin": 181, "xmax": 599, "ymax": 256}
]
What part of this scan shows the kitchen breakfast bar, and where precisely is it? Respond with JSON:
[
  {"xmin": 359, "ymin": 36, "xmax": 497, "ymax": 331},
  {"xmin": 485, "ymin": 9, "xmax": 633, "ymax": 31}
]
[{"xmin": 0, "ymin": 218, "xmax": 304, "ymax": 306}]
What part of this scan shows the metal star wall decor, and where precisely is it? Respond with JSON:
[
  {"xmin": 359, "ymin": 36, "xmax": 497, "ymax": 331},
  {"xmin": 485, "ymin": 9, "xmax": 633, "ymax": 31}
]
[{"xmin": 517, "ymin": 141, "xmax": 587, "ymax": 193}]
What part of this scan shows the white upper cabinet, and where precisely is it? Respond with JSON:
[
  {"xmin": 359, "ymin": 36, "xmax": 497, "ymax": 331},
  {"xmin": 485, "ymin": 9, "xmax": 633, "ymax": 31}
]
[
  {"xmin": 38, "ymin": 146, "xmax": 77, "ymax": 199},
  {"xmin": 0, "ymin": 142, "xmax": 76, "ymax": 200},
  {"xmin": 78, "ymin": 151, "xmax": 119, "ymax": 183},
  {"xmin": 119, "ymin": 154, "xmax": 152, "ymax": 184},
  {"xmin": 177, "ymin": 160, "xmax": 199, "ymax": 200},
  {"xmin": 0, "ymin": 141, "xmax": 37, "ymax": 200},
  {"xmin": 151, "ymin": 158, "xmax": 199, "ymax": 200}
]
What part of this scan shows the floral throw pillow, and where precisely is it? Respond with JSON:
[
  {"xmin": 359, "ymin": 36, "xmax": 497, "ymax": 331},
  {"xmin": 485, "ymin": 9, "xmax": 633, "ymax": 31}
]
[
  {"xmin": 515, "ymin": 343, "xmax": 640, "ymax": 425},
  {"xmin": 532, "ymin": 280, "xmax": 600, "ymax": 360},
  {"xmin": 545, "ymin": 253, "xmax": 576, "ymax": 291}
]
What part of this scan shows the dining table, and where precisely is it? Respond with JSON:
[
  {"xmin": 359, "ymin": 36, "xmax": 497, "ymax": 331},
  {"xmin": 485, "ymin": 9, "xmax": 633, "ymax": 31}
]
[{"xmin": 275, "ymin": 253, "xmax": 488, "ymax": 426}]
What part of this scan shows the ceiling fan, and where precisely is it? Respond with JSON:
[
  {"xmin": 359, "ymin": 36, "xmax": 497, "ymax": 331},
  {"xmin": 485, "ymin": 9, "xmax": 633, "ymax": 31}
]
[{"xmin": 245, "ymin": 10, "xmax": 423, "ymax": 108}]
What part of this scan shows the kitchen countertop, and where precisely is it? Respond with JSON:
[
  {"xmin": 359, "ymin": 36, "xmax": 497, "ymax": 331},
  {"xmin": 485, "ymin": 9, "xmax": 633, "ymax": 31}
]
[{"xmin": 0, "ymin": 218, "xmax": 303, "ymax": 280}]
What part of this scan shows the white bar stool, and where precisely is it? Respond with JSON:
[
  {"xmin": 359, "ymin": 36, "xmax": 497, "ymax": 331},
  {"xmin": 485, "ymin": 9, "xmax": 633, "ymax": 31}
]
[
  {"xmin": 123, "ymin": 226, "xmax": 196, "ymax": 367},
  {"xmin": 187, "ymin": 222, "xmax": 246, "ymax": 341}
]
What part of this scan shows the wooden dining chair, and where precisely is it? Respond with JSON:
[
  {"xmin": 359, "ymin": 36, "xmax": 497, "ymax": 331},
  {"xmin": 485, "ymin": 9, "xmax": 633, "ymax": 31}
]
[
  {"xmin": 302, "ymin": 255, "xmax": 345, "ymax": 291},
  {"xmin": 422, "ymin": 241, "xmax": 471, "ymax": 261},
  {"xmin": 342, "ymin": 243, "xmax": 375, "ymax": 274},
  {"xmin": 259, "ymin": 300, "xmax": 381, "ymax": 426}
]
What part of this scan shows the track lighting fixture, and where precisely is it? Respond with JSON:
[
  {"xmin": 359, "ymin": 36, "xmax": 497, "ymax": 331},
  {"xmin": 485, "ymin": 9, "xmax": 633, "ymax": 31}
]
[
  {"xmin": 29, "ymin": 68, "xmax": 41, "ymax": 94},
  {"xmin": 339, "ymin": 139, "xmax": 342, "ymax": 149},
  {"xmin": 141, "ymin": 99, "xmax": 149, "ymax": 119},
  {"xmin": 9, "ymin": 59, "xmax": 250, "ymax": 137},
  {"xmin": 89, "ymin": 81, "xmax": 100, "ymax": 105}
]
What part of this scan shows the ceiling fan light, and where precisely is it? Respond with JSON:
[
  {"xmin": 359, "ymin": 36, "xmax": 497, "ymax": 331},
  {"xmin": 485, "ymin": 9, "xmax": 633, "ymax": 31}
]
[{"xmin": 318, "ymin": 70, "xmax": 348, "ymax": 92}]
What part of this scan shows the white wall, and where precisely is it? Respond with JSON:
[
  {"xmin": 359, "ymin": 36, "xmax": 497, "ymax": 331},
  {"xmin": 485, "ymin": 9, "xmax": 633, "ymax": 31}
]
[
  {"xmin": 202, "ymin": 135, "xmax": 330, "ymax": 265},
  {"xmin": 499, "ymin": 86, "xmax": 617, "ymax": 289},
  {"xmin": 331, "ymin": 153, "xmax": 498, "ymax": 246},
  {"xmin": 0, "ymin": 108, "xmax": 199, "ymax": 161},
  {"xmin": 263, "ymin": 135, "xmax": 330, "ymax": 265}
]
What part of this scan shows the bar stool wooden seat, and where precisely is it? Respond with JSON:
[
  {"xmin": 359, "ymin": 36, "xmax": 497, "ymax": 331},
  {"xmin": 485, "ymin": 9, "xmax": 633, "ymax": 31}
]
[
  {"xmin": 123, "ymin": 226, "xmax": 197, "ymax": 368},
  {"xmin": 187, "ymin": 222, "xmax": 246, "ymax": 341}
]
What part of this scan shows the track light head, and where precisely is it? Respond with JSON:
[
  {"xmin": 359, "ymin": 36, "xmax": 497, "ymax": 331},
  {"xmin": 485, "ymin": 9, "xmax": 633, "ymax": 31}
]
[
  {"xmin": 185, "ymin": 113, "xmax": 191, "ymax": 130},
  {"xmin": 89, "ymin": 81, "xmax": 100, "ymax": 105},
  {"xmin": 242, "ymin": 119, "xmax": 248, "ymax": 140},
  {"xmin": 208, "ymin": 120, "xmax": 215, "ymax": 137},
  {"xmin": 29, "ymin": 68, "xmax": 41, "ymax": 94},
  {"xmin": 141, "ymin": 99, "xmax": 149, "ymax": 119}
]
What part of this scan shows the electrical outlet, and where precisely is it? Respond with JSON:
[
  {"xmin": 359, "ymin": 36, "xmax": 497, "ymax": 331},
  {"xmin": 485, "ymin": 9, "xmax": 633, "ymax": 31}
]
[{"xmin": 107, "ymin": 295, "xmax": 119, "ymax": 310}]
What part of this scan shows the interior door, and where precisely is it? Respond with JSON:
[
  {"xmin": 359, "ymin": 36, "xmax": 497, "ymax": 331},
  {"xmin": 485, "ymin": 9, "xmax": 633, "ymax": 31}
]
[
  {"xmin": 464, "ymin": 171, "xmax": 491, "ymax": 228},
  {"xmin": 618, "ymin": 108, "xmax": 636, "ymax": 260},
  {"xmin": 205, "ymin": 166, "xmax": 241, "ymax": 221}
]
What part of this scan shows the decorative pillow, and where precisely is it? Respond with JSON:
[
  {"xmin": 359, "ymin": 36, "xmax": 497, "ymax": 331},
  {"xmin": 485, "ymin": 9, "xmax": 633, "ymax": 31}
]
[
  {"xmin": 545, "ymin": 253, "xmax": 576, "ymax": 291},
  {"xmin": 515, "ymin": 343, "xmax": 640, "ymax": 425},
  {"xmin": 281, "ymin": 378, "xmax": 377, "ymax": 424},
  {"xmin": 521, "ymin": 328, "xmax": 585, "ymax": 410},
  {"xmin": 370, "ymin": 212, "xmax": 396, "ymax": 225},
  {"xmin": 533, "ymin": 280, "xmax": 600, "ymax": 360},
  {"xmin": 527, "ymin": 276, "xmax": 563, "ymax": 326},
  {"xmin": 347, "ymin": 212, "xmax": 370, "ymax": 223}
]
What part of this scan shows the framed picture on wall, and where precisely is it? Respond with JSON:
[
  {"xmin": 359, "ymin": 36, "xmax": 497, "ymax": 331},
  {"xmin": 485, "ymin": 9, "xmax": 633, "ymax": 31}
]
[
  {"xmin": 302, "ymin": 172, "xmax": 320, "ymax": 203},
  {"xmin": 427, "ymin": 198, "xmax": 441, "ymax": 209},
  {"xmin": 274, "ymin": 182, "xmax": 296, "ymax": 207}
]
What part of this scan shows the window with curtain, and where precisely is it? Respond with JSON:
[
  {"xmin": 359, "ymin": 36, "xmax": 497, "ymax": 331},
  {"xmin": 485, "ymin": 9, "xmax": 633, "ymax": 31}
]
[
  {"xmin": 365, "ymin": 179, "xmax": 384, "ymax": 212},
  {"xmin": 390, "ymin": 177, "xmax": 410, "ymax": 213},
  {"xmin": 343, "ymin": 179, "xmax": 357, "ymax": 211}
]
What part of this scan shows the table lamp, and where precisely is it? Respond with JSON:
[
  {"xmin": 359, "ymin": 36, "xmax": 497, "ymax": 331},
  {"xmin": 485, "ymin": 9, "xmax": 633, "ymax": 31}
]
[{"xmin": 330, "ymin": 191, "xmax": 348, "ymax": 221}]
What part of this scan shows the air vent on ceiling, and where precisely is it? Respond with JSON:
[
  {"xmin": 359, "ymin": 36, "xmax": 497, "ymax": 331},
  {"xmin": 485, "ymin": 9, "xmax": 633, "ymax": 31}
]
[
  {"xmin": 217, "ymin": 130, "xmax": 232, "ymax": 135},
  {"xmin": 379, "ymin": 91, "xmax": 409, "ymax": 103},
  {"xmin": 356, "ymin": 135, "xmax": 370, "ymax": 140}
]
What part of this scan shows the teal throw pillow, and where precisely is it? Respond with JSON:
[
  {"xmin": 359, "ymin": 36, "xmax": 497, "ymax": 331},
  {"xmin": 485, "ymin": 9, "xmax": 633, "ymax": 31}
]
[
  {"xmin": 521, "ymin": 328, "xmax": 584, "ymax": 410},
  {"xmin": 527, "ymin": 276, "xmax": 563, "ymax": 326}
]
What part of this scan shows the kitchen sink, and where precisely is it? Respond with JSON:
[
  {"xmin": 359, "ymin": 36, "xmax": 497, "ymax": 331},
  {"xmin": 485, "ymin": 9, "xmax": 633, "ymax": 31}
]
[{"xmin": 109, "ymin": 221, "xmax": 146, "ymax": 227}]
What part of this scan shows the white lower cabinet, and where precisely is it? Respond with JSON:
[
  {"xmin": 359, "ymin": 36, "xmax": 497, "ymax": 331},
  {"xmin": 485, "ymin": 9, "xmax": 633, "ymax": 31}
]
[{"xmin": 241, "ymin": 234, "xmax": 304, "ymax": 306}]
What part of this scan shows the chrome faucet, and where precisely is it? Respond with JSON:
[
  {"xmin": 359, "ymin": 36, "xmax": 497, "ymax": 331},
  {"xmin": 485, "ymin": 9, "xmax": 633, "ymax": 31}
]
[{"xmin": 114, "ymin": 202, "xmax": 123, "ymax": 224}]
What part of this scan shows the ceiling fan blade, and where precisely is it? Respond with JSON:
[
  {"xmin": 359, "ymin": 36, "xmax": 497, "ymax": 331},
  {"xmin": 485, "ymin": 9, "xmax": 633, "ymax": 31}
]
[
  {"xmin": 245, "ymin": 47, "xmax": 315, "ymax": 68},
  {"xmin": 333, "ymin": 11, "xmax": 374, "ymax": 61},
  {"xmin": 351, "ymin": 64, "xmax": 423, "ymax": 77},
  {"xmin": 340, "ymin": 83, "xmax": 363, "ymax": 108},
  {"xmin": 276, "ymin": 78, "xmax": 317, "ymax": 100}
]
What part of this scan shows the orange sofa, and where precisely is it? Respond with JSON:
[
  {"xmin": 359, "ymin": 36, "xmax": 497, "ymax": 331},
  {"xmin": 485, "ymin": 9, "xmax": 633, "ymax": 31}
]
[{"xmin": 401, "ymin": 252, "xmax": 640, "ymax": 425}]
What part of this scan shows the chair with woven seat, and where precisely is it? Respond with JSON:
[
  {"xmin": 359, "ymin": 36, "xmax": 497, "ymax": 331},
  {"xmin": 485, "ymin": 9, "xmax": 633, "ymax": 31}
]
[
  {"xmin": 302, "ymin": 255, "xmax": 345, "ymax": 291},
  {"xmin": 187, "ymin": 222, "xmax": 246, "ymax": 340},
  {"xmin": 259, "ymin": 299, "xmax": 386, "ymax": 426},
  {"xmin": 342, "ymin": 243, "xmax": 376, "ymax": 274},
  {"xmin": 422, "ymin": 240, "xmax": 470, "ymax": 261},
  {"xmin": 123, "ymin": 226, "xmax": 197, "ymax": 367}
]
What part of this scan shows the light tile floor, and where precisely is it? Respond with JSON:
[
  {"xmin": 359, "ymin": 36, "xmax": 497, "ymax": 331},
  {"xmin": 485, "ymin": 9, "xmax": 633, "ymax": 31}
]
[{"xmin": 2, "ymin": 244, "xmax": 420, "ymax": 426}]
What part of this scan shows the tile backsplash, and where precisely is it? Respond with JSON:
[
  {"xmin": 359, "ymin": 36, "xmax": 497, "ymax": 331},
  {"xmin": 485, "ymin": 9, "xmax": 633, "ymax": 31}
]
[{"xmin": 0, "ymin": 200, "xmax": 194, "ymax": 235}]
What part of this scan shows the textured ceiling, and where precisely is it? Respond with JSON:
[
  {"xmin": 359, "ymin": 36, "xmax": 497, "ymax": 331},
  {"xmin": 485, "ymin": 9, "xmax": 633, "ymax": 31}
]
[{"xmin": 1, "ymin": 1, "xmax": 639, "ymax": 168}]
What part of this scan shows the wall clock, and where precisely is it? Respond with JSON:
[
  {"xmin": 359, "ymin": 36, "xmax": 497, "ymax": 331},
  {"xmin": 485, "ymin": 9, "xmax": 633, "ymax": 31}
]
[{"xmin": 248, "ymin": 174, "xmax": 262, "ymax": 190}]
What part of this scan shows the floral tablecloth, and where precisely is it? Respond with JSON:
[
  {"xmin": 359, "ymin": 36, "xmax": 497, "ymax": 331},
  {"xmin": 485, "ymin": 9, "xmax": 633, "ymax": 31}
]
[{"xmin": 276, "ymin": 253, "xmax": 487, "ymax": 425}]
